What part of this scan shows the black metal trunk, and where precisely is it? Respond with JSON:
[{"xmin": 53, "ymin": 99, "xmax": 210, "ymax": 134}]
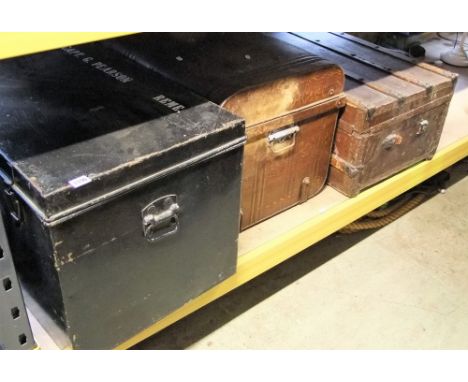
[{"xmin": 0, "ymin": 42, "xmax": 245, "ymax": 349}]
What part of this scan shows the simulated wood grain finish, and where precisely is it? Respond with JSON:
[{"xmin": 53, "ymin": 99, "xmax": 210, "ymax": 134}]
[
  {"xmin": 330, "ymin": 99, "xmax": 451, "ymax": 196},
  {"xmin": 222, "ymin": 67, "xmax": 343, "ymax": 126},
  {"xmin": 274, "ymin": 32, "xmax": 457, "ymax": 196},
  {"xmin": 230, "ymin": 67, "xmax": 345, "ymax": 230},
  {"xmin": 240, "ymin": 104, "xmax": 341, "ymax": 229}
]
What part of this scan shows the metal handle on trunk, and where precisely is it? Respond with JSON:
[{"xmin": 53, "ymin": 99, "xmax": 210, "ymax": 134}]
[
  {"xmin": 416, "ymin": 119, "xmax": 429, "ymax": 136},
  {"xmin": 142, "ymin": 195, "xmax": 180, "ymax": 242},
  {"xmin": 267, "ymin": 125, "xmax": 300, "ymax": 154},
  {"xmin": 382, "ymin": 134, "xmax": 403, "ymax": 150}
]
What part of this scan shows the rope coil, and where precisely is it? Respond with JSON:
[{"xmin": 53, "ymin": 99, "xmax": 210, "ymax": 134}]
[
  {"xmin": 339, "ymin": 192, "xmax": 427, "ymax": 234},
  {"xmin": 339, "ymin": 171, "xmax": 449, "ymax": 234}
]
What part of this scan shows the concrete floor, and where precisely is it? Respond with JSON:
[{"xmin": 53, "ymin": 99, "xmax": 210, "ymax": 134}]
[{"xmin": 134, "ymin": 160, "xmax": 468, "ymax": 349}]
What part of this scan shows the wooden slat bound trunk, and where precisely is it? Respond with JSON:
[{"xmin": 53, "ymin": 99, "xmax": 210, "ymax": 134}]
[{"xmin": 273, "ymin": 32, "xmax": 457, "ymax": 196}]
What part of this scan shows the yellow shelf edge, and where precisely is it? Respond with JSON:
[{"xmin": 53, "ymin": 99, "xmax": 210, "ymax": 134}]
[
  {"xmin": 0, "ymin": 32, "xmax": 135, "ymax": 60},
  {"xmin": 115, "ymin": 136, "xmax": 468, "ymax": 349}
]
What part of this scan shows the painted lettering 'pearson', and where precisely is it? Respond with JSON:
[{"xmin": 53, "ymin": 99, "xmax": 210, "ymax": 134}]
[{"xmin": 90, "ymin": 61, "xmax": 133, "ymax": 83}]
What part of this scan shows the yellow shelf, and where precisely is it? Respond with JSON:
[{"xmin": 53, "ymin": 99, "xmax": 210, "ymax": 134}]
[
  {"xmin": 0, "ymin": 32, "xmax": 134, "ymax": 60},
  {"xmin": 115, "ymin": 133, "xmax": 468, "ymax": 349},
  {"xmin": 113, "ymin": 72, "xmax": 468, "ymax": 349},
  {"xmin": 33, "ymin": 127, "xmax": 468, "ymax": 350},
  {"xmin": 30, "ymin": 78, "xmax": 468, "ymax": 351}
]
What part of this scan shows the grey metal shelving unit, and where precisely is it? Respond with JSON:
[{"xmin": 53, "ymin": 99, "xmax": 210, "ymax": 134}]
[{"xmin": 0, "ymin": 213, "xmax": 35, "ymax": 350}]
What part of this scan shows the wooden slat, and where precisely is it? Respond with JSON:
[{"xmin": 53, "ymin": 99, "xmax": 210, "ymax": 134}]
[{"xmin": 305, "ymin": 32, "xmax": 451, "ymax": 91}]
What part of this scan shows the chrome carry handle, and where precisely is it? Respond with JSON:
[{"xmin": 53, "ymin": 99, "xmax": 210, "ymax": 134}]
[
  {"xmin": 267, "ymin": 125, "xmax": 300, "ymax": 154},
  {"xmin": 142, "ymin": 195, "xmax": 180, "ymax": 242}
]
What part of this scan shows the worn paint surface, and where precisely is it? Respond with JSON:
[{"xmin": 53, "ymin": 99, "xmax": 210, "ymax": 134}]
[
  {"xmin": 0, "ymin": 42, "xmax": 244, "ymax": 219},
  {"xmin": 277, "ymin": 32, "xmax": 457, "ymax": 196},
  {"xmin": 0, "ymin": 41, "xmax": 245, "ymax": 349}
]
